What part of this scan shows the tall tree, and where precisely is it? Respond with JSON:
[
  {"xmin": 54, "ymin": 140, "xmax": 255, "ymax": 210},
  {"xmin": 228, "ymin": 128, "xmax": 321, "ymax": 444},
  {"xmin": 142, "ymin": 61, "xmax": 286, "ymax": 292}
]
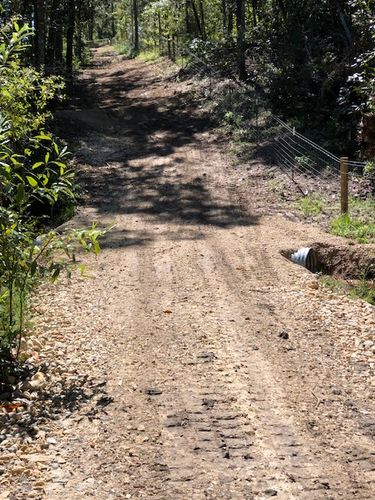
[
  {"xmin": 236, "ymin": 0, "xmax": 246, "ymax": 80},
  {"xmin": 34, "ymin": 0, "xmax": 46, "ymax": 67},
  {"xmin": 66, "ymin": 0, "xmax": 76, "ymax": 76},
  {"xmin": 132, "ymin": 0, "xmax": 139, "ymax": 56}
]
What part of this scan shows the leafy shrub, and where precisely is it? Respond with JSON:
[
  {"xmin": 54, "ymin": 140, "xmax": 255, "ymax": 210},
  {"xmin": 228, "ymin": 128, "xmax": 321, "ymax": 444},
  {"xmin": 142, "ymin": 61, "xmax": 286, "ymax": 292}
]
[
  {"xmin": 0, "ymin": 209, "xmax": 104, "ymax": 359},
  {"xmin": 0, "ymin": 21, "xmax": 64, "ymax": 141},
  {"xmin": 0, "ymin": 21, "xmax": 104, "ymax": 365},
  {"xmin": 320, "ymin": 275, "xmax": 375, "ymax": 306},
  {"xmin": 189, "ymin": 38, "xmax": 236, "ymax": 77}
]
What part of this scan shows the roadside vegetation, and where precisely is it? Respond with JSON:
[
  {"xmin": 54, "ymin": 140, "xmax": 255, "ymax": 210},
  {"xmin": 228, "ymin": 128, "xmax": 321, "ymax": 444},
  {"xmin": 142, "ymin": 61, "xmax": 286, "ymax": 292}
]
[
  {"xmin": 320, "ymin": 275, "xmax": 375, "ymax": 306},
  {"xmin": 296, "ymin": 195, "xmax": 375, "ymax": 243},
  {"xmin": 0, "ymin": 20, "xmax": 102, "ymax": 380}
]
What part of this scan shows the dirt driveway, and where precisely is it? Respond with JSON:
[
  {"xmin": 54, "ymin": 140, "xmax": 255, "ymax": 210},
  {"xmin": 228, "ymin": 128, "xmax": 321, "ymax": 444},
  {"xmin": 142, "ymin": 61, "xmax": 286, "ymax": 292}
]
[{"xmin": 25, "ymin": 48, "xmax": 375, "ymax": 499}]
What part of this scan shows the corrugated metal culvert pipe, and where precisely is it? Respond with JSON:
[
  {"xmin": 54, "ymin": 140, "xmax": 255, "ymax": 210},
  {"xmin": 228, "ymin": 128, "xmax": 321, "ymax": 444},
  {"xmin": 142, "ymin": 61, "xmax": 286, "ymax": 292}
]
[{"xmin": 290, "ymin": 247, "xmax": 318, "ymax": 273}]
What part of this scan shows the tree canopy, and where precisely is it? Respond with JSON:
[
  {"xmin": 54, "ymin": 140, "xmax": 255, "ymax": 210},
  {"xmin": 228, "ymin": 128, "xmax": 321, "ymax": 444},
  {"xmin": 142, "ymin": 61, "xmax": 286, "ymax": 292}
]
[{"xmin": 1, "ymin": 1, "xmax": 374, "ymax": 155}]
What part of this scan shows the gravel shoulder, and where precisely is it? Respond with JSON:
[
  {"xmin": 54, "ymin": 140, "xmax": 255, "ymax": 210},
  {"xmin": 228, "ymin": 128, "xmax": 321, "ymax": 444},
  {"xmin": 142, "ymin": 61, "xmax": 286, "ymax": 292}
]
[{"xmin": 1, "ymin": 48, "xmax": 374, "ymax": 500}]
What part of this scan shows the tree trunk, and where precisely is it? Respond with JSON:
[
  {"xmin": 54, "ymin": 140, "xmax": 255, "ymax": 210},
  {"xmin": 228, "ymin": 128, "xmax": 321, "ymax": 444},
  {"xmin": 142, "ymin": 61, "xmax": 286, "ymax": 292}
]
[
  {"xmin": 185, "ymin": 0, "xmax": 191, "ymax": 34},
  {"xmin": 227, "ymin": 1, "xmax": 234, "ymax": 38},
  {"xmin": 88, "ymin": 1, "xmax": 95, "ymax": 41},
  {"xmin": 55, "ymin": 17, "xmax": 63, "ymax": 64},
  {"xmin": 34, "ymin": 0, "xmax": 46, "ymax": 67},
  {"xmin": 66, "ymin": 0, "xmax": 76, "ymax": 76},
  {"xmin": 158, "ymin": 11, "xmax": 162, "ymax": 52},
  {"xmin": 221, "ymin": 0, "xmax": 227, "ymax": 33},
  {"xmin": 111, "ymin": 0, "xmax": 116, "ymax": 40},
  {"xmin": 191, "ymin": 0, "xmax": 203, "ymax": 38},
  {"xmin": 46, "ymin": 0, "xmax": 59, "ymax": 66},
  {"xmin": 76, "ymin": 1, "xmax": 83, "ymax": 62},
  {"xmin": 132, "ymin": 0, "xmax": 139, "ymax": 56},
  {"xmin": 198, "ymin": 0, "xmax": 206, "ymax": 40},
  {"xmin": 251, "ymin": 0, "xmax": 258, "ymax": 27},
  {"xmin": 236, "ymin": 0, "xmax": 247, "ymax": 80}
]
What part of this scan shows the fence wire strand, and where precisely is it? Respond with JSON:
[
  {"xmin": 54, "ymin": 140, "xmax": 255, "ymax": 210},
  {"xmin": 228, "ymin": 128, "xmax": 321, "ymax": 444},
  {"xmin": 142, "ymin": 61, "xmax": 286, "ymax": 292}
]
[{"xmin": 155, "ymin": 37, "xmax": 369, "ymax": 199}]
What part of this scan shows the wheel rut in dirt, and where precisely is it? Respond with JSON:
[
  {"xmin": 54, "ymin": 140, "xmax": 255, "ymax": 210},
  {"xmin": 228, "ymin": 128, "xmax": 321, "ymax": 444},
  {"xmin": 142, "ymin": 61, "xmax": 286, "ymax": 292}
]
[{"xmin": 45, "ymin": 48, "xmax": 375, "ymax": 500}]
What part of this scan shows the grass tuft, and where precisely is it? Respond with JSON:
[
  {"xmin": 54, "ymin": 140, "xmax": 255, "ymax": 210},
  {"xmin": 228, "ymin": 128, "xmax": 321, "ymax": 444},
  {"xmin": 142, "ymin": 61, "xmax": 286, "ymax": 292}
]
[
  {"xmin": 320, "ymin": 275, "xmax": 375, "ymax": 305},
  {"xmin": 331, "ymin": 214, "xmax": 375, "ymax": 243},
  {"xmin": 114, "ymin": 43, "xmax": 131, "ymax": 56},
  {"xmin": 298, "ymin": 195, "xmax": 325, "ymax": 216},
  {"xmin": 137, "ymin": 50, "xmax": 160, "ymax": 63}
]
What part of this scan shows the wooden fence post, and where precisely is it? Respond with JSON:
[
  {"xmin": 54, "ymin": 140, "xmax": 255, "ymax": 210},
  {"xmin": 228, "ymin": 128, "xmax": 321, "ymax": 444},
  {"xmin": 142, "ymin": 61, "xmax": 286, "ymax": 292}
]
[{"xmin": 340, "ymin": 156, "xmax": 349, "ymax": 214}]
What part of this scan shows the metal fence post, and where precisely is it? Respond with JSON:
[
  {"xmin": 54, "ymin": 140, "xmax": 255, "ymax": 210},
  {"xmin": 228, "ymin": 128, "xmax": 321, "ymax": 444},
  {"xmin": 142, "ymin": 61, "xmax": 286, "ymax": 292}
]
[{"xmin": 340, "ymin": 156, "xmax": 349, "ymax": 214}]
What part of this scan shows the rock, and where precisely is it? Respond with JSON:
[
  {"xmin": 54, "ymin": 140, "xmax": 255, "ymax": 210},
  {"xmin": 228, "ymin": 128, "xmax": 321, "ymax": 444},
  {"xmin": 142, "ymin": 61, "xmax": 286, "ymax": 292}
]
[
  {"xmin": 197, "ymin": 351, "xmax": 216, "ymax": 362},
  {"xmin": 96, "ymin": 395, "xmax": 114, "ymax": 407},
  {"xmin": 144, "ymin": 388, "xmax": 162, "ymax": 396},
  {"xmin": 21, "ymin": 453, "xmax": 50, "ymax": 463},
  {"xmin": 308, "ymin": 280, "xmax": 319, "ymax": 290},
  {"xmin": 28, "ymin": 372, "xmax": 46, "ymax": 391},
  {"xmin": 83, "ymin": 477, "xmax": 99, "ymax": 489},
  {"xmin": 279, "ymin": 331, "xmax": 289, "ymax": 340},
  {"xmin": 362, "ymin": 340, "xmax": 374, "ymax": 349},
  {"xmin": 264, "ymin": 489, "xmax": 278, "ymax": 497}
]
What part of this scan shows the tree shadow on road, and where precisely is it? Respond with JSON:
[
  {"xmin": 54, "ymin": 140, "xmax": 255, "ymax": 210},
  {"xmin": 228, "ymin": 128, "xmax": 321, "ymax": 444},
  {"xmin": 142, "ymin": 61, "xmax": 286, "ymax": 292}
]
[{"xmin": 56, "ymin": 57, "xmax": 260, "ymax": 248}]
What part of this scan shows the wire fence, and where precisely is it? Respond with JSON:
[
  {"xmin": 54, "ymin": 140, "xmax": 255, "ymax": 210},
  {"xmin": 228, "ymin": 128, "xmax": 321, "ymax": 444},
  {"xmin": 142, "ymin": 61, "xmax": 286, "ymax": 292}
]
[
  {"xmin": 267, "ymin": 115, "xmax": 368, "ymax": 199},
  {"xmin": 155, "ymin": 38, "xmax": 371, "ymax": 209}
]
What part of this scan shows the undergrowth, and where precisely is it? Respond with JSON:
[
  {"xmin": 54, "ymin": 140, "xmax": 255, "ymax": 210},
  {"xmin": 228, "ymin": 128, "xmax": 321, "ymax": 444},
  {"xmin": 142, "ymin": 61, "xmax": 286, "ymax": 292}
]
[
  {"xmin": 298, "ymin": 195, "xmax": 325, "ymax": 216},
  {"xmin": 114, "ymin": 42, "xmax": 131, "ymax": 56},
  {"xmin": 331, "ymin": 213, "xmax": 375, "ymax": 243},
  {"xmin": 137, "ymin": 50, "xmax": 161, "ymax": 63},
  {"xmin": 0, "ymin": 21, "xmax": 106, "ymax": 372},
  {"xmin": 320, "ymin": 275, "xmax": 375, "ymax": 305},
  {"xmin": 295, "ymin": 194, "xmax": 375, "ymax": 243}
]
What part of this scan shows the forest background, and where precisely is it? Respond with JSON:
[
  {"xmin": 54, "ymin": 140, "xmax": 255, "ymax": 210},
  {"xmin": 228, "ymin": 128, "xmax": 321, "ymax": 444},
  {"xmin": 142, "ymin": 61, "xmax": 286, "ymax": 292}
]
[{"xmin": 2, "ymin": 0, "xmax": 375, "ymax": 156}]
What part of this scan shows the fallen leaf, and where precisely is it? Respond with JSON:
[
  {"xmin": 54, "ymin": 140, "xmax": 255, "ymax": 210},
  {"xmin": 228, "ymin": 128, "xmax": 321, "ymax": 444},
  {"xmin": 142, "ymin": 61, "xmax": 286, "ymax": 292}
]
[
  {"xmin": 163, "ymin": 310, "xmax": 172, "ymax": 314},
  {"xmin": 0, "ymin": 402, "xmax": 24, "ymax": 412}
]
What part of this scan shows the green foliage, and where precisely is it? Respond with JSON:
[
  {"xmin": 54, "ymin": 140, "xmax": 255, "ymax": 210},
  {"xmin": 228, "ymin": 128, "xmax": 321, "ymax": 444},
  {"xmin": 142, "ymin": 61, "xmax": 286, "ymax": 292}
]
[
  {"xmin": 0, "ymin": 20, "xmax": 105, "ymax": 364},
  {"xmin": 0, "ymin": 20, "xmax": 64, "ymax": 140},
  {"xmin": 295, "ymin": 156, "xmax": 313, "ymax": 170},
  {"xmin": 363, "ymin": 162, "xmax": 375, "ymax": 192},
  {"xmin": 320, "ymin": 275, "xmax": 375, "ymax": 306},
  {"xmin": 114, "ymin": 42, "xmax": 131, "ymax": 56},
  {"xmin": 0, "ymin": 214, "xmax": 106, "ymax": 357},
  {"xmin": 298, "ymin": 195, "xmax": 325, "ymax": 216},
  {"xmin": 331, "ymin": 213, "xmax": 375, "ymax": 243},
  {"xmin": 364, "ymin": 161, "xmax": 375, "ymax": 176},
  {"xmin": 269, "ymin": 177, "xmax": 286, "ymax": 194},
  {"xmin": 137, "ymin": 50, "xmax": 160, "ymax": 63},
  {"xmin": 0, "ymin": 125, "xmax": 75, "ymax": 212}
]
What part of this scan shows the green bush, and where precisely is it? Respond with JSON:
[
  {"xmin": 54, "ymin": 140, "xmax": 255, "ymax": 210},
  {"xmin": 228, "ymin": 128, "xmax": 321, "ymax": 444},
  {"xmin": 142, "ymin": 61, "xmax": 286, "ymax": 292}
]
[
  {"xmin": 0, "ymin": 21, "xmax": 64, "ymax": 141},
  {"xmin": 0, "ymin": 21, "xmax": 104, "ymax": 366}
]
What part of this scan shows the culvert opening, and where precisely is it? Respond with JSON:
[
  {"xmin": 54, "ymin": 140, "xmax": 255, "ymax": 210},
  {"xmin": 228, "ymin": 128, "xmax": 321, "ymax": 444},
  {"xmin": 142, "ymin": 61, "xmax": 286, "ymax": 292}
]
[{"xmin": 282, "ymin": 242, "xmax": 375, "ymax": 280}]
